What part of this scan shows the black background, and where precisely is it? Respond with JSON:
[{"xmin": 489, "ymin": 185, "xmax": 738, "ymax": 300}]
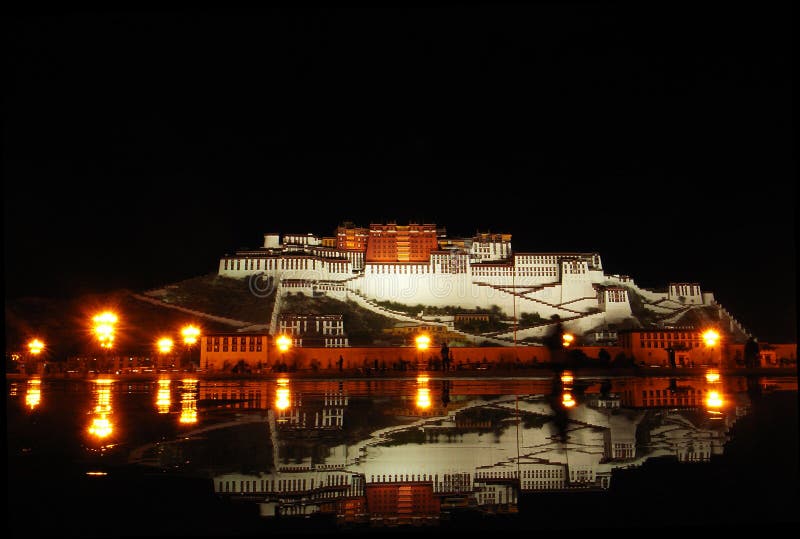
[{"xmin": 4, "ymin": 6, "xmax": 795, "ymax": 342}]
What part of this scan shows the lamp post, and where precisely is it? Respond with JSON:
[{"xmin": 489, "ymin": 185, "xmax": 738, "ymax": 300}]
[
  {"xmin": 92, "ymin": 311, "xmax": 117, "ymax": 373},
  {"xmin": 415, "ymin": 334, "xmax": 430, "ymax": 371},
  {"xmin": 702, "ymin": 329, "xmax": 720, "ymax": 367},
  {"xmin": 27, "ymin": 338, "xmax": 45, "ymax": 375},
  {"xmin": 276, "ymin": 334, "xmax": 292, "ymax": 372},
  {"xmin": 181, "ymin": 325, "xmax": 201, "ymax": 372},
  {"xmin": 157, "ymin": 337, "xmax": 174, "ymax": 371}
]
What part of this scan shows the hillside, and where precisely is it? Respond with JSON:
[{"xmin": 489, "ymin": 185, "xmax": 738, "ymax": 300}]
[
  {"xmin": 280, "ymin": 292, "xmax": 396, "ymax": 346},
  {"xmin": 143, "ymin": 273, "xmax": 275, "ymax": 325},
  {"xmin": 5, "ymin": 290, "xmax": 238, "ymax": 360}
]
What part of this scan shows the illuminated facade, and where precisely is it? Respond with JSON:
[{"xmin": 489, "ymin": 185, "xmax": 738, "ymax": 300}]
[
  {"xmin": 200, "ymin": 333, "xmax": 268, "ymax": 371},
  {"xmin": 278, "ymin": 314, "xmax": 348, "ymax": 347},
  {"xmin": 618, "ymin": 328, "xmax": 723, "ymax": 367},
  {"xmin": 365, "ymin": 223, "xmax": 439, "ymax": 263},
  {"xmin": 216, "ymin": 221, "xmax": 751, "ymax": 345}
]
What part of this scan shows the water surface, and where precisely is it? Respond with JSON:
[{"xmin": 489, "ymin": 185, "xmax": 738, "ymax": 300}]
[{"xmin": 7, "ymin": 373, "xmax": 798, "ymax": 536}]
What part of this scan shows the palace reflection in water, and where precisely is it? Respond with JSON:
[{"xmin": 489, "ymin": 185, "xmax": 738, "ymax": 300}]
[{"xmin": 7, "ymin": 372, "xmax": 797, "ymax": 531}]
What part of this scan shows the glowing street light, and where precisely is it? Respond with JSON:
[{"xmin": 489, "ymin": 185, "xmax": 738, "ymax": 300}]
[
  {"xmin": 156, "ymin": 337, "xmax": 175, "ymax": 371},
  {"xmin": 702, "ymin": 330, "xmax": 720, "ymax": 347},
  {"xmin": 702, "ymin": 329, "xmax": 721, "ymax": 366},
  {"xmin": 276, "ymin": 334, "xmax": 292, "ymax": 353},
  {"xmin": 181, "ymin": 325, "xmax": 200, "ymax": 346},
  {"xmin": 93, "ymin": 311, "xmax": 118, "ymax": 349},
  {"xmin": 415, "ymin": 334, "xmax": 431, "ymax": 371},
  {"xmin": 157, "ymin": 337, "xmax": 174, "ymax": 354},
  {"xmin": 180, "ymin": 325, "xmax": 201, "ymax": 371},
  {"xmin": 28, "ymin": 339, "xmax": 45, "ymax": 356},
  {"xmin": 562, "ymin": 333, "xmax": 574, "ymax": 348}
]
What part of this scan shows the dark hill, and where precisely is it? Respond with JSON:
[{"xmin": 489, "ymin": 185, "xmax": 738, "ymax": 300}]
[{"xmin": 5, "ymin": 289, "xmax": 239, "ymax": 361}]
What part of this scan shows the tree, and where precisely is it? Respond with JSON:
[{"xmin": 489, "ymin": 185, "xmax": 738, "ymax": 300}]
[
  {"xmin": 744, "ymin": 337, "xmax": 760, "ymax": 368},
  {"xmin": 597, "ymin": 348, "xmax": 611, "ymax": 366},
  {"xmin": 611, "ymin": 352, "xmax": 633, "ymax": 368}
]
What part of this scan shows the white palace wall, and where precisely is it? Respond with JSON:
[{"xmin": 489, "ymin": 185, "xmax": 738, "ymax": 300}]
[{"xmin": 216, "ymin": 245, "xmax": 696, "ymax": 333}]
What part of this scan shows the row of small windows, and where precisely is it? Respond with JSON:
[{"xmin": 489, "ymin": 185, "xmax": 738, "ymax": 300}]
[
  {"xmin": 202, "ymin": 389, "xmax": 260, "ymax": 399},
  {"xmin": 223, "ymin": 258, "xmax": 349, "ymax": 272},
  {"xmin": 642, "ymin": 332, "xmax": 698, "ymax": 340},
  {"xmin": 642, "ymin": 397, "xmax": 701, "ymax": 406},
  {"xmin": 606, "ymin": 290, "xmax": 627, "ymax": 302},
  {"xmin": 640, "ymin": 341, "xmax": 700, "ymax": 349},
  {"xmin": 207, "ymin": 336, "xmax": 263, "ymax": 353},
  {"xmin": 516, "ymin": 256, "xmax": 559, "ymax": 263},
  {"xmin": 220, "ymin": 476, "xmax": 353, "ymax": 493},
  {"xmin": 563, "ymin": 263, "xmax": 587, "ymax": 274},
  {"xmin": 524, "ymin": 480, "xmax": 564, "ymax": 489},
  {"xmin": 521, "ymin": 469, "xmax": 561, "ymax": 478},
  {"xmin": 515, "ymin": 268, "xmax": 558, "ymax": 276},
  {"xmin": 371, "ymin": 474, "xmax": 436, "ymax": 482},
  {"xmin": 472, "ymin": 267, "xmax": 515, "ymax": 276},
  {"xmin": 643, "ymin": 388, "xmax": 706, "ymax": 397},
  {"xmin": 368, "ymin": 264, "xmax": 430, "ymax": 274}
]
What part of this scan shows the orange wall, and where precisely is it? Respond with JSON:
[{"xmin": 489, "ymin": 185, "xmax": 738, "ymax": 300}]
[
  {"xmin": 263, "ymin": 345, "xmax": 623, "ymax": 370},
  {"xmin": 202, "ymin": 342, "xmax": 796, "ymax": 372}
]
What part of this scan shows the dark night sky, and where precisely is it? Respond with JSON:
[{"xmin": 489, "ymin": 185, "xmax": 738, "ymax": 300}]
[{"xmin": 4, "ymin": 6, "xmax": 796, "ymax": 342}]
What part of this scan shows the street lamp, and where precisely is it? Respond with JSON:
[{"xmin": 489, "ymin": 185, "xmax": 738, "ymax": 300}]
[
  {"xmin": 415, "ymin": 334, "xmax": 430, "ymax": 371},
  {"xmin": 275, "ymin": 335, "xmax": 292, "ymax": 372},
  {"xmin": 181, "ymin": 325, "xmax": 201, "ymax": 371},
  {"xmin": 561, "ymin": 333, "xmax": 574, "ymax": 348},
  {"xmin": 702, "ymin": 329, "xmax": 720, "ymax": 347},
  {"xmin": 702, "ymin": 329, "xmax": 720, "ymax": 366},
  {"xmin": 28, "ymin": 339, "xmax": 44, "ymax": 356},
  {"xmin": 92, "ymin": 312, "xmax": 117, "ymax": 349},
  {"xmin": 157, "ymin": 337, "xmax": 174, "ymax": 371},
  {"xmin": 92, "ymin": 311, "xmax": 118, "ymax": 374},
  {"xmin": 26, "ymin": 338, "xmax": 45, "ymax": 375},
  {"xmin": 276, "ymin": 334, "xmax": 292, "ymax": 352}
]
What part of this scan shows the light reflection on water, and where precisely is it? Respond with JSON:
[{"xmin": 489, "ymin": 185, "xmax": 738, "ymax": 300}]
[
  {"xmin": 87, "ymin": 378, "xmax": 114, "ymax": 441},
  {"xmin": 7, "ymin": 372, "xmax": 798, "ymax": 529}
]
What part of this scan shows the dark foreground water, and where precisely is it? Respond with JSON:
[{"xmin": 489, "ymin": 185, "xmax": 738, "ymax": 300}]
[{"xmin": 7, "ymin": 373, "xmax": 799, "ymax": 537}]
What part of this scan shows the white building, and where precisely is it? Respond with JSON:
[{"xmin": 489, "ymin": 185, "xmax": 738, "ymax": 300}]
[{"xmin": 216, "ymin": 224, "xmax": 723, "ymax": 343}]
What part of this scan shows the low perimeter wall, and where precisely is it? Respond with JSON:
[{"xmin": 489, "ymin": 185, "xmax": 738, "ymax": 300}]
[{"xmin": 205, "ymin": 345, "xmax": 627, "ymax": 372}]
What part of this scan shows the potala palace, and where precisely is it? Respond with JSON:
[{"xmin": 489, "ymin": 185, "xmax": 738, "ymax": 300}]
[{"xmin": 217, "ymin": 222, "xmax": 751, "ymax": 345}]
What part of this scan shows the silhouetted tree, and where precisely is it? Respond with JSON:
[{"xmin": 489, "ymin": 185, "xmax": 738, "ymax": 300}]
[
  {"xmin": 744, "ymin": 337, "xmax": 760, "ymax": 368},
  {"xmin": 611, "ymin": 352, "xmax": 634, "ymax": 368},
  {"xmin": 567, "ymin": 348, "xmax": 588, "ymax": 368},
  {"xmin": 597, "ymin": 348, "xmax": 611, "ymax": 366}
]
